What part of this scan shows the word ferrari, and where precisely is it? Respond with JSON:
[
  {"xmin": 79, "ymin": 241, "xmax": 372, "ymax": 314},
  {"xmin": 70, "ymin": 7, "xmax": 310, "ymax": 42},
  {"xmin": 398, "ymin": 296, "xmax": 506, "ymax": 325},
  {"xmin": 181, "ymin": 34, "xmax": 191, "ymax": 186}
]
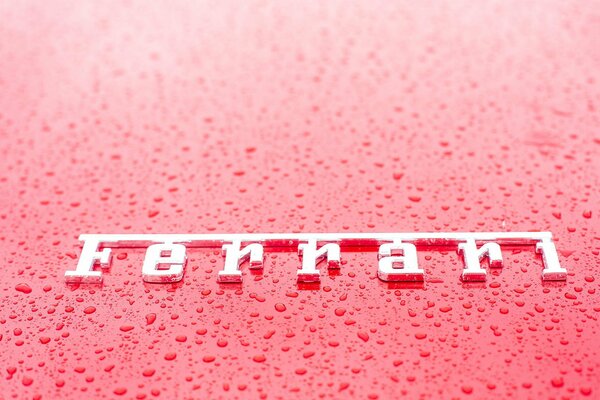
[{"xmin": 64, "ymin": 232, "xmax": 567, "ymax": 284}]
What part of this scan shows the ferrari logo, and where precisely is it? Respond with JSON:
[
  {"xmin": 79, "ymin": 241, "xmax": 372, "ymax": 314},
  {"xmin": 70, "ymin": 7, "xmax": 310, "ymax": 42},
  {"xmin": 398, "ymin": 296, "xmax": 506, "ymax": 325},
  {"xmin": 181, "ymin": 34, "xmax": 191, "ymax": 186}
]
[{"xmin": 65, "ymin": 232, "xmax": 567, "ymax": 284}]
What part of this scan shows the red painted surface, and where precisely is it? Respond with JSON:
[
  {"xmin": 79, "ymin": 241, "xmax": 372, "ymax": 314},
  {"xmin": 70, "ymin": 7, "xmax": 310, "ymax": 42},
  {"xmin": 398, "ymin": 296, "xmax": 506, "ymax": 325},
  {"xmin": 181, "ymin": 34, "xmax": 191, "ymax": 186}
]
[{"xmin": 1, "ymin": 1, "xmax": 599, "ymax": 399}]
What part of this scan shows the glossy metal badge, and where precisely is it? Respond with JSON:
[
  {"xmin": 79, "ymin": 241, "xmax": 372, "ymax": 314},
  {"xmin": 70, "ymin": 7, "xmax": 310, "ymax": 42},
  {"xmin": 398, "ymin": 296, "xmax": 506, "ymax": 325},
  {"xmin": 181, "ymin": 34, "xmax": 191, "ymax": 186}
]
[{"xmin": 64, "ymin": 232, "xmax": 568, "ymax": 284}]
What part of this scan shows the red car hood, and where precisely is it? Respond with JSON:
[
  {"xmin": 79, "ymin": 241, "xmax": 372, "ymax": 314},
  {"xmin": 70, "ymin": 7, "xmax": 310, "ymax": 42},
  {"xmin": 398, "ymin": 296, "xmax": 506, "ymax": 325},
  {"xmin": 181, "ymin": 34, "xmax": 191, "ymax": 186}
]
[{"xmin": 0, "ymin": 1, "xmax": 598, "ymax": 398}]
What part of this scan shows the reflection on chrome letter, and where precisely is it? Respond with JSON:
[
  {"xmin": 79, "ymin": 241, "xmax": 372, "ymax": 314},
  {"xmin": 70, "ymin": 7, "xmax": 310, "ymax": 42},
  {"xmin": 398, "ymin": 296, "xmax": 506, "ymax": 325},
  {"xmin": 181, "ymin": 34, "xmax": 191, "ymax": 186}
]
[
  {"xmin": 297, "ymin": 240, "xmax": 340, "ymax": 282},
  {"xmin": 65, "ymin": 237, "xmax": 111, "ymax": 283},
  {"xmin": 218, "ymin": 241, "xmax": 264, "ymax": 283},
  {"xmin": 142, "ymin": 243, "xmax": 187, "ymax": 283},
  {"xmin": 537, "ymin": 238, "xmax": 568, "ymax": 280},
  {"xmin": 377, "ymin": 241, "xmax": 423, "ymax": 281},
  {"xmin": 458, "ymin": 239, "xmax": 503, "ymax": 281}
]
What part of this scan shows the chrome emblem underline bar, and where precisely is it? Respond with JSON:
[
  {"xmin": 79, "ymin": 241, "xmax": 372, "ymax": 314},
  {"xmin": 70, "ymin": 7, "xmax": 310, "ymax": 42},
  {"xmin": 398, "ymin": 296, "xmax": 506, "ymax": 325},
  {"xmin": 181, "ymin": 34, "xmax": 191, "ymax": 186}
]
[{"xmin": 78, "ymin": 231, "xmax": 553, "ymax": 247}]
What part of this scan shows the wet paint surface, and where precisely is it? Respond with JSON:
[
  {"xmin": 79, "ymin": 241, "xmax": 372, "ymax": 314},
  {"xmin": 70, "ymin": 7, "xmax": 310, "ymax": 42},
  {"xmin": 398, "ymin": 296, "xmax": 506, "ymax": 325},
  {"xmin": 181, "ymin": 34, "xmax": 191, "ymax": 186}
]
[{"xmin": 0, "ymin": 1, "xmax": 599, "ymax": 398}]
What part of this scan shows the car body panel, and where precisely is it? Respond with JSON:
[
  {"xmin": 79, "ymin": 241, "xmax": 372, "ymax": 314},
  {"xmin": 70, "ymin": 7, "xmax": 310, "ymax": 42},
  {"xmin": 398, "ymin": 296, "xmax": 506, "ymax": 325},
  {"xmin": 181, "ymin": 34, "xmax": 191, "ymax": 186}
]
[{"xmin": 0, "ymin": 1, "xmax": 598, "ymax": 398}]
